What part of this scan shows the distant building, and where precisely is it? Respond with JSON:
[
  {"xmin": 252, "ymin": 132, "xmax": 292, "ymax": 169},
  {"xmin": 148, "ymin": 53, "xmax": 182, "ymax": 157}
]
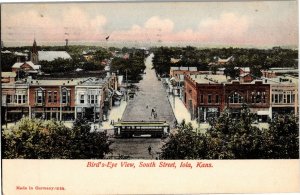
[
  {"xmin": 12, "ymin": 61, "xmax": 41, "ymax": 74},
  {"xmin": 38, "ymin": 51, "xmax": 72, "ymax": 62},
  {"xmin": 30, "ymin": 39, "xmax": 72, "ymax": 64}
]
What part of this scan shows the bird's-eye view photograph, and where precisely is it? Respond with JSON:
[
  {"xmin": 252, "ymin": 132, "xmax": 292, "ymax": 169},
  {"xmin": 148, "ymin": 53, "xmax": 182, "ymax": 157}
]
[
  {"xmin": 1, "ymin": 1, "xmax": 298, "ymax": 161},
  {"xmin": 1, "ymin": 1, "xmax": 299, "ymax": 194}
]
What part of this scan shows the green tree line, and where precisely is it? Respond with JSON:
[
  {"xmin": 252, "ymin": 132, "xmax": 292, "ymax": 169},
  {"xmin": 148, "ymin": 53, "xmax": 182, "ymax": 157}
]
[
  {"xmin": 160, "ymin": 107, "xmax": 299, "ymax": 159},
  {"xmin": 2, "ymin": 118, "xmax": 112, "ymax": 159},
  {"xmin": 151, "ymin": 46, "xmax": 298, "ymax": 77}
]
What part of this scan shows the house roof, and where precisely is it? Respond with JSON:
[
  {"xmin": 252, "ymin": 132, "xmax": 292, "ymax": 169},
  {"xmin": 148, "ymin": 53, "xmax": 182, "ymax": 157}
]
[
  {"xmin": 2, "ymin": 72, "xmax": 16, "ymax": 78},
  {"xmin": 170, "ymin": 58, "xmax": 181, "ymax": 63},
  {"xmin": 14, "ymin": 51, "xmax": 27, "ymax": 56},
  {"xmin": 218, "ymin": 56, "xmax": 234, "ymax": 63},
  {"xmin": 38, "ymin": 51, "xmax": 72, "ymax": 61},
  {"xmin": 12, "ymin": 61, "xmax": 41, "ymax": 70}
]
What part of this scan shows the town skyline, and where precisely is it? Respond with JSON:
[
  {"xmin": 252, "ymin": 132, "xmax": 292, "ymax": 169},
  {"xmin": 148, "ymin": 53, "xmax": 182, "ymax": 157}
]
[{"xmin": 1, "ymin": 1, "xmax": 298, "ymax": 48}]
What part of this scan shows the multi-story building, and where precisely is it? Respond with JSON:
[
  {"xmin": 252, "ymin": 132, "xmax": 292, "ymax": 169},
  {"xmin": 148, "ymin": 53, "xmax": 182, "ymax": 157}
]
[
  {"xmin": 2, "ymin": 80, "xmax": 30, "ymax": 122},
  {"xmin": 184, "ymin": 74, "xmax": 271, "ymax": 122},
  {"xmin": 184, "ymin": 74, "xmax": 227, "ymax": 122},
  {"xmin": 75, "ymin": 78, "xmax": 107, "ymax": 122},
  {"xmin": 264, "ymin": 76, "xmax": 298, "ymax": 117},
  {"xmin": 225, "ymin": 80, "xmax": 271, "ymax": 121},
  {"xmin": 28, "ymin": 79, "xmax": 79, "ymax": 121}
]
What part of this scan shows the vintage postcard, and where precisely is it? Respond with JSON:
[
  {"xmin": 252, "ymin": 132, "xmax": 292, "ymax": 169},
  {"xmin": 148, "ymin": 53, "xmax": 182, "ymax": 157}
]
[{"xmin": 1, "ymin": 0, "xmax": 299, "ymax": 194}]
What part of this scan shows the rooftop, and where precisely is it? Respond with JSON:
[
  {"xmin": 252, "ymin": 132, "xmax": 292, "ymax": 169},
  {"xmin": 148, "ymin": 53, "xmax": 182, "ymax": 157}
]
[
  {"xmin": 189, "ymin": 74, "xmax": 228, "ymax": 84},
  {"xmin": 2, "ymin": 72, "xmax": 16, "ymax": 78},
  {"xmin": 38, "ymin": 51, "xmax": 72, "ymax": 61},
  {"xmin": 12, "ymin": 61, "xmax": 41, "ymax": 70}
]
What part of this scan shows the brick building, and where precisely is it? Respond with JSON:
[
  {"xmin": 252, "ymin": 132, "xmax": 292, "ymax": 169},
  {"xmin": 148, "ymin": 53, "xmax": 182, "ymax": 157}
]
[
  {"xmin": 28, "ymin": 79, "xmax": 80, "ymax": 121},
  {"xmin": 225, "ymin": 80, "xmax": 271, "ymax": 121},
  {"xmin": 184, "ymin": 74, "xmax": 271, "ymax": 122},
  {"xmin": 184, "ymin": 74, "xmax": 227, "ymax": 122}
]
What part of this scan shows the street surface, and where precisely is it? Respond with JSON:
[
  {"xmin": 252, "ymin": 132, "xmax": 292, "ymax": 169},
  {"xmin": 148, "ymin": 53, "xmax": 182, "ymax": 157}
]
[
  {"xmin": 122, "ymin": 53, "xmax": 176, "ymax": 125},
  {"xmin": 108, "ymin": 53, "xmax": 176, "ymax": 159}
]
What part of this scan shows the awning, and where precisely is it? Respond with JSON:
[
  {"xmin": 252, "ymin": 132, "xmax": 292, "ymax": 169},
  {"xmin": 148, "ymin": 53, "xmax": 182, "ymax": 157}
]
[{"xmin": 257, "ymin": 110, "xmax": 270, "ymax": 115}]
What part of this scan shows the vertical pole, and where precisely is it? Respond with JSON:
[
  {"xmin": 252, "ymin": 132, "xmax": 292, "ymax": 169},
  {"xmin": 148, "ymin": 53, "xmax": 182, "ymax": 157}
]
[
  {"xmin": 60, "ymin": 86, "xmax": 62, "ymax": 121},
  {"xmin": 126, "ymin": 69, "xmax": 128, "ymax": 101}
]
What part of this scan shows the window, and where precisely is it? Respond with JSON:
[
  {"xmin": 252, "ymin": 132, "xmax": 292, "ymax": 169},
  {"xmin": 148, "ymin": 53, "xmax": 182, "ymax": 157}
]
[
  {"xmin": 18, "ymin": 95, "xmax": 22, "ymax": 104},
  {"xmin": 251, "ymin": 91, "xmax": 265, "ymax": 103},
  {"xmin": 200, "ymin": 94, "xmax": 204, "ymax": 103},
  {"xmin": 14, "ymin": 95, "xmax": 17, "ymax": 103},
  {"xmin": 208, "ymin": 94, "xmax": 212, "ymax": 104},
  {"xmin": 80, "ymin": 94, "xmax": 85, "ymax": 104},
  {"xmin": 23, "ymin": 95, "xmax": 26, "ymax": 104},
  {"xmin": 287, "ymin": 94, "xmax": 291, "ymax": 103},
  {"xmin": 53, "ymin": 91, "xmax": 57, "ymax": 103},
  {"xmin": 229, "ymin": 92, "xmax": 243, "ymax": 104},
  {"xmin": 62, "ymin": 90, "xmax": 68, "ymax": 104},
  {"xmin": 274, "ymin": 94, "xmax": 279, "ymax": 103},
  {"xmin": 88, "ymin": 94, "xmax": 98, "ymax": 104},
  {"xmin": 90, "ymin": 95, "xmax": 95, "ymax": 104},
  {"xmin": 278, "ymin": 94, "xmax": 283, "ymax": 103},
  {"xmin": 291, "ymin": 94, "xmax": 295, "ymax": 103},
  {"xmin": 48, "ymin": 91, "xmax": 52, "ymax": 103},
  {"xmin": 7, "ymin": 95, "xmax": 11, "ymax": 103},
  {"xmin": 36, "ymin": 90, "xmax": 43, "ymax": 103},
  {"xmin": 216, "ymin": 95, "xmax": 219, "ymax": 104},
  {"xmin": 262, "ymin": 92, "xmax": 266, "ymax": 103}
]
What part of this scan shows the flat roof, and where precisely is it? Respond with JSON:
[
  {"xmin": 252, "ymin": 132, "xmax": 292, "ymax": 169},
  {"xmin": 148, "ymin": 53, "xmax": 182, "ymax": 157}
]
[{"xmin": 189, "ymin": 74, "xmax": 228, "ymax": 84}]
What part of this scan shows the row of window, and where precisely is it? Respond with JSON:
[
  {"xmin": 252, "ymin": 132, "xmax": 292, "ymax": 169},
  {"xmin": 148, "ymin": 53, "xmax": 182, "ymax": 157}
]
[
  {"xmin": 6, "ymin": 95, "xmax": 27, "ymax": 104},
  {"xmin": 199, "ymin": 94, "xmax": 220, "ymax": 104},
  {"xmin": 198, "ymin": 92, "xmax": 268, "ymax": 104},
  {"xmin": 36, "ymin": 90, "xmax": 70, "ymax": 104},
  {"xmin": 272, "ymin": 93, "xmax": 295, "ymax": 104},
  {"xmin": 79, "ymin": 94, "xmax": 99, "ymax": 105}
]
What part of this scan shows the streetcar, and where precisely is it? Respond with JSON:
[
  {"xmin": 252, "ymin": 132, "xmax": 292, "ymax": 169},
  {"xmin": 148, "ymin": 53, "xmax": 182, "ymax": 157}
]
[{"xmin": 114, "ymin": 121, "xmax": 170, "ymax": 138}]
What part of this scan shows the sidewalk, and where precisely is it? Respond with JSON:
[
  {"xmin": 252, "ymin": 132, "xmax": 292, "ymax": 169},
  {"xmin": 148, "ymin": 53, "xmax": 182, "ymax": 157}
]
[
  {"xmin": 97, "ymin": 99, "xmax": 127, "ymax": 135},
  {"xmin": 167, "ymin": 94, "xmax": 210, "ymax": 133}
]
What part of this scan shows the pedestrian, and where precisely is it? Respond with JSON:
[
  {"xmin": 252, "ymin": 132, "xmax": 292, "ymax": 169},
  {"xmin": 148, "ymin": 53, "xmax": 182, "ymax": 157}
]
[
  {"xmin": 148, "ymin": 145, "xmax": 152, "ymax": 155},
  {"xmin": 110, "ymin": 120, "xmax": 113, "ymax": 125}
]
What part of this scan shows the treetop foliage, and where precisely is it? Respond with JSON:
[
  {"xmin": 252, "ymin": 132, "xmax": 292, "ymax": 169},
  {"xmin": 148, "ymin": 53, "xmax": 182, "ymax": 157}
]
[
  {"xmin": 160, "ymin": 107, "xmax": 299, "ymax": 160},
  {"xmin": 2, "ymin": 117, "xmax": 112, "ymax": 159}
]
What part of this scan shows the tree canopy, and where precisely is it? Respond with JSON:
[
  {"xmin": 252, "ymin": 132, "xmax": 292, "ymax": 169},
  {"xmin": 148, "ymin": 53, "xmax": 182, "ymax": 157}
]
[
  {"xmin": 2, "ymin": 118, "xmax": 112, "ymax": 159},
  {"xmin": 160, "ymin": 107, "xmax": 299, "ymax": 159}
]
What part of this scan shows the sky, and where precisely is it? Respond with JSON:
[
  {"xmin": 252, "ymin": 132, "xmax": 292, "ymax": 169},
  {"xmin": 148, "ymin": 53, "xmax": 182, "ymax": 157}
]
[{"xmin": 1, "ymin": 1, "xmax": 298, "ymax": 48}]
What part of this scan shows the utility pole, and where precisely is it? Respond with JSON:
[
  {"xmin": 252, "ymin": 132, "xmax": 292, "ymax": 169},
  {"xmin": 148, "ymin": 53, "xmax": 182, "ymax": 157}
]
[{"xmin": 126, "ymin": 69, "xmax": 128, "ymax": 101}]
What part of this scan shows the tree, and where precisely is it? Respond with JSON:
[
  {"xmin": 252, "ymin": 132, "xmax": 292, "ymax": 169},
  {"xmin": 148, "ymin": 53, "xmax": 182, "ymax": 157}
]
[
  {"xmin": 69, "ymin": 118, "xmax": 112, "ymax": 159},
  {"xmin": 206, "ymin": 107, "xmax": 266, "ymax": 159},
  {"xmin": 1, "ymin": 53, "xmax": 17, "ymax": 71},
  {"xmin": 224, "ymin": 61, "xmax": 239, "ymax": 79},
  {"xmin": 264, "ymin": 114, "xmax": 299, "ymax": 159},
  {"xmin": 2, "ymin": 117, "xmax": 112, "ymax": 159},
  {"xmin": 160, "ymin": 120, "xmax": 208, "ymax": 159},
  {"xmin": 111, "ymin": 50, "xmax": 146, "ymax": 82},
  {"xmin": 40, "ymin": 58, "xmax": 74, "ymax": 73},
  {"xmin": 250, "ymin": 65, "xmax": 263, "ymax": 78}
]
